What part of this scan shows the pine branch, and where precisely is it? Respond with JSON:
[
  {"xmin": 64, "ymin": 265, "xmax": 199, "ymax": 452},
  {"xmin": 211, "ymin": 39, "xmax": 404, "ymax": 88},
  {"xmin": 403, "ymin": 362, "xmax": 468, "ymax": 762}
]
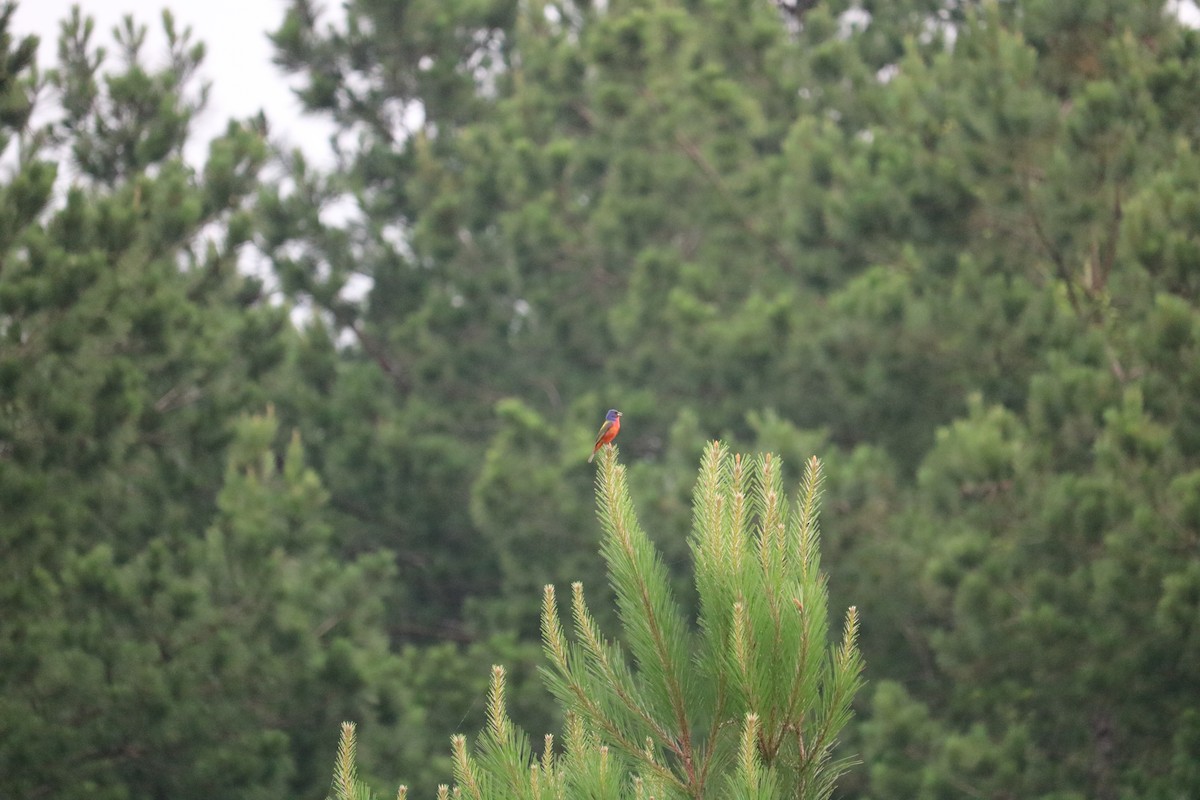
[
  {"xmin": 541, "ymin": 584, "xmax": 685, "ymax": 792},
  {"xmin": 450, "ymin": 734, "xmax": 485, "ymax": 800},
  {"xmin": 569, "ymin": 583, "xmax": 679, "ymax": 749},
  {"xmin": 331, "ymin": 722, "xmax": 377, "ymax": 800},
  {"xmin": 595, "ymin": 448, "xmax": 699, "ymax": 789},
  {"xmin": 477, "ymin": 665, "xmax": 534, "ymax": 797}
]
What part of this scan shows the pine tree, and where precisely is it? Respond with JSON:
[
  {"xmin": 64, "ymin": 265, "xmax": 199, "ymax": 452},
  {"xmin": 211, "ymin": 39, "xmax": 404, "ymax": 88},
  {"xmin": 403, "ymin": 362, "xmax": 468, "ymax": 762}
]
[
  {"xmin": 330, "ymin": 444, "xmax": 863, "ymax": 799},
  {"xmin": 259, "ymin": 1, "xmax": 1200, "ymax": 794},
  {"xmin": 0, "ymin": 9, "xmax": 406, "ymax": 798}
]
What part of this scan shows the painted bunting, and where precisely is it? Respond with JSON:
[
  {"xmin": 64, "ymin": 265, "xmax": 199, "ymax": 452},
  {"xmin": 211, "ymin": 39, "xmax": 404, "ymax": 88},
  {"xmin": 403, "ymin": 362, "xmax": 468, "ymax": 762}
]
[{"xmin": 588, "ymin": 409, "xmax": 622, "ymax": 463}]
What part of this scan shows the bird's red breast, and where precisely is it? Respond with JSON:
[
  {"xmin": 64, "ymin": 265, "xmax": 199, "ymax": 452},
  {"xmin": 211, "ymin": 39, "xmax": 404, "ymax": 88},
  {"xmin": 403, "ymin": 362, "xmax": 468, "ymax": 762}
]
[{"xmin": 596, "ymin": 417, "xmax": 620, "ymax": 446}]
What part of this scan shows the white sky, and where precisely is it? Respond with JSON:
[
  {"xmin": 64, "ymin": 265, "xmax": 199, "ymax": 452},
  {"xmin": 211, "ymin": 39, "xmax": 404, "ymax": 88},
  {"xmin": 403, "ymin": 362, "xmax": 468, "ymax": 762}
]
[
  {"xmin": 12, "ymin": 0, "xmax": 335, "ymax": 166},
  {"xmin": 1174, "ymin": 0, "xmax": 1200, "ymax": 24},
  {"xmin": 12, "ymin": 0, "xmax": 1199, "ymax": 167}
]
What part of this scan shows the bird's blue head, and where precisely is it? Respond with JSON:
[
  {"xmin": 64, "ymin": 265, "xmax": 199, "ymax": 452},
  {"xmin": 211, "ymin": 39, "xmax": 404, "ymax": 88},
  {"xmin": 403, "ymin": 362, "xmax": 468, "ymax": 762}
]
[{"xmin": 606, "ymin": 409, "xmax": 621, "ymax": 421}]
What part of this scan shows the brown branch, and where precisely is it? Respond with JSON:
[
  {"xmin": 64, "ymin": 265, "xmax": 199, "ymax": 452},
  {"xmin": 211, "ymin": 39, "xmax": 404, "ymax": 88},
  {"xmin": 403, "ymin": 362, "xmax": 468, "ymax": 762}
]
[
  {"xmin": 1094, "ymin": 185, "xmax": 1122, "ymax": 295},
  {"xmin": 347, "ymin": 318, "xmax": 410, "ymax": 396},
  {"xmin": 636, "ymin": 87, "xmax": 798, "ymax": 276},
  {"xmin": 1023, "ymin": 176, "xmax": 1080, "ymax": 313},
  {"xmin": 669, "ymin": 127, "xmax": 798, "ymax": 275},
  {"xmin": 388, "ymin": 620, "xmax": 476, "ymax": 644}
]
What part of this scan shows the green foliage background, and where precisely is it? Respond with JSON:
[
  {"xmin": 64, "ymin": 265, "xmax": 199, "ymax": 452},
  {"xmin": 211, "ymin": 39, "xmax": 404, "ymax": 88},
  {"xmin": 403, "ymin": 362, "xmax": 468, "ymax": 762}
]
[{"xmin": 2, "ymin": 0, "xmax": 1200, "ymax": 797}]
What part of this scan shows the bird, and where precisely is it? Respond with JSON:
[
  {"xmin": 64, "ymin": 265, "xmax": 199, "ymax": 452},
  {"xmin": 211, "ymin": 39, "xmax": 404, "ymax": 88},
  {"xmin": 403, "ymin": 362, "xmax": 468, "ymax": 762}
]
[{"xmin": 588, "ymin": 409, "xmax": 622, "ymax": 463}]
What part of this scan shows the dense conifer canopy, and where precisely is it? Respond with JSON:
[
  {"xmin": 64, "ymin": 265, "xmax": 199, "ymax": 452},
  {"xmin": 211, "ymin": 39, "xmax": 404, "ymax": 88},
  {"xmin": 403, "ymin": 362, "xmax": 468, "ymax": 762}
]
[{"xmin": 3, "ymin": 0, "xmax": 1200, "ymax": 797}]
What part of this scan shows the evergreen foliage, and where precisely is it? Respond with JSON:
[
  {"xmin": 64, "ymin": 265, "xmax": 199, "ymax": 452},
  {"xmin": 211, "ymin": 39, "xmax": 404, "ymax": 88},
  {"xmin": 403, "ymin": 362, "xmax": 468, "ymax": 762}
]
[
  {"xmin": 0, "ymin": 8, "xmax": 403, "ymax": 798},
  {"xmin": 5, "ymin": 0, "xmax": 1200, "ymax": 796},
  {"xmin": 263, "ymin": 2, "xmax": 1200, "ymax": 794},
  {"xmin": 332, "ymin": 444, "xmax": 862, "ymax": 799}
]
